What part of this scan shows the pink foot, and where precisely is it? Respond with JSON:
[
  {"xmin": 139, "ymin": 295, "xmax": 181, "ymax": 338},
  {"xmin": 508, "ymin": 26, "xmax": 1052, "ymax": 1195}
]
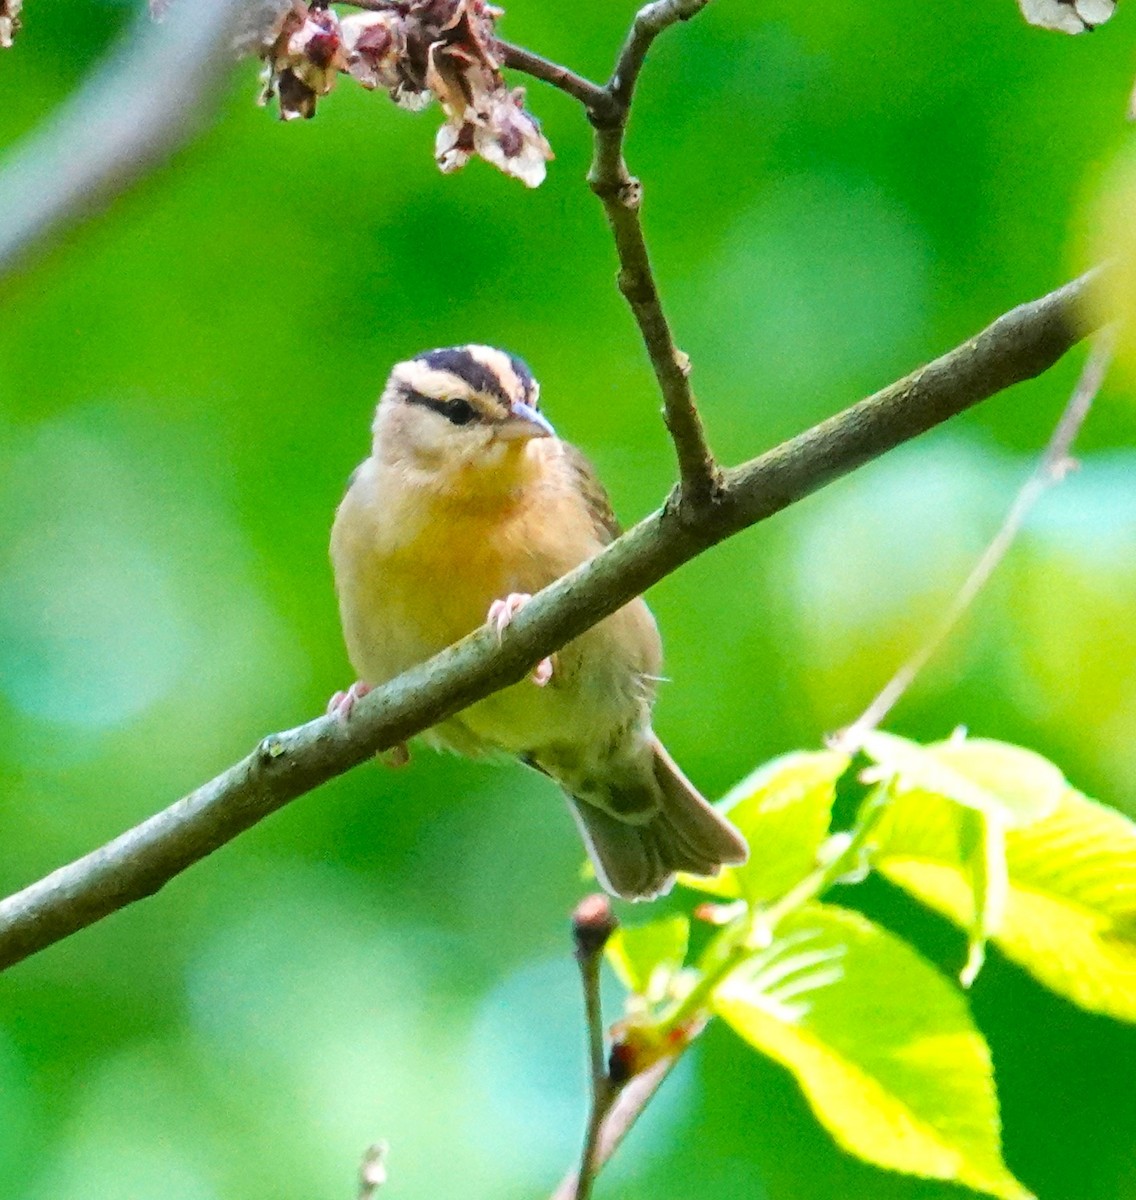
[
  {"xmin": 327, "ymin": 680, "xmax": 373, "ymax": 722},
  {"xmin": 486, "ymin": 593, "xmax": 555, "ymax": 687}
]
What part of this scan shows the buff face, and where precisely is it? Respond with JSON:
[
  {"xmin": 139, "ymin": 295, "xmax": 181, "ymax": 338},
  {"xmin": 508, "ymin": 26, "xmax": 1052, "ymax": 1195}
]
[{"xmin": 372, "ymin": 344, "xmax": 555, "ymax": 476}]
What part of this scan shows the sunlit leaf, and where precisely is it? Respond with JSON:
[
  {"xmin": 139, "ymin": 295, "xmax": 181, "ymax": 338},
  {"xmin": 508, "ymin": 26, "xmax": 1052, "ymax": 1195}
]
[
  {"xmin": 680, "ymin": 751, "xmax": 847, "ymax": 901},
  {"xmin": 959, "ymin": 808, "xmax": 1009, "ymax": 989},
  {"xmin": 606, "ymin": 916, "xmax": 689, "ymax": 1004},
  {"xmin": 715, "ymin": 905, "xmax": 1030, "ymax": 1200},
  {"xmin": 878, "ymin": 789, "xmax": 1136, "ymax": 1020},
  {"xmin": 862, "ymin": 732, "xmax": 1063, "ymax": 827}
]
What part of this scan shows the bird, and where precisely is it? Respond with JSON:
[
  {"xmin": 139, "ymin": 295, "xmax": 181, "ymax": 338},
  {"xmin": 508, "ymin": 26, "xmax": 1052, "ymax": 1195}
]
[{"xmin": 328, "ymin": 344, "xmax": 748, "ymax": 900}]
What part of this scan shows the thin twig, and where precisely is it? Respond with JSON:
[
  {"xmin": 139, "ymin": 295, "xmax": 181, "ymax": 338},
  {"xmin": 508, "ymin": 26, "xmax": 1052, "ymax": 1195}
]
[
  {"xmin": 579, "ymin": 954, "xmax": 607, "ymax": 1091},
  {"xmin": 574, "ymin": 1078, "xmax": 618, "ymax": 1200},
  {"xmin": 0, "ymin": 0, "xmax": 257, "ymax": 284},
  {"xmin": 497, "ymin": 41, "xmax": 612, "ymax": 116},
  {"xmin": 550, "ymin": 1059, "xmax": 677, "ymax": 1200},
  {"xmin": 607, "ymin": 0, "xmax": 710, "ymax": 113},
  {"xmin": 0, "ymin": 269, "xmax": 1101, "ymax": 973},
  {"xmin": 569, "ymin": 894, "xmax": 619, "ymax": 1200},
  {"xmin": 837, "ymin": 326, "xmax": 1115, "ymax": 754},
  {"xmin": 587, "ymin": 0, "xmax": 721, "ymax": 510}
]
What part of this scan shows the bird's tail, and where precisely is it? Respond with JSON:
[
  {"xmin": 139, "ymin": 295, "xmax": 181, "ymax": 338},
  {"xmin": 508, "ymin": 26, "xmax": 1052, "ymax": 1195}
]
[{"xmin": 567, "ymin": 738, "xmax": 748, "ymax": 902}]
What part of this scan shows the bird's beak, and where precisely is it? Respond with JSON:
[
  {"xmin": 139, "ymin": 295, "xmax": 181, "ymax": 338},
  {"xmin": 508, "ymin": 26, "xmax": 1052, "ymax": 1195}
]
[{"xmin": 499, "ymin": 399, "xmax": 556, "ymax": 440}]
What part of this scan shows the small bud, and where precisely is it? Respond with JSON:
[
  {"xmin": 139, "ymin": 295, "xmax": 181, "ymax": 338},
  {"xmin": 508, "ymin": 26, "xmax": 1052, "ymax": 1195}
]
[
  {"xmin": 572, "ymin": 893, "xmax": 617, "ymax": 959},
  {"xmin": 609, "ymin": 1014, "xmax": 705, "ymax": 1084},
  {"xmin": 607, "ymin": 1038, "xmax": 636, "ymax": 1086},
  {"xmin": 693, "ymin": 899, "xmax": 746, "ymax": 926}
]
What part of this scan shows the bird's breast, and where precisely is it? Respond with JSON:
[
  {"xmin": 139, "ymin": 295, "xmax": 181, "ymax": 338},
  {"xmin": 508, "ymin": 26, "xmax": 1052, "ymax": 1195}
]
[
  {"xmin": 332, "ymin": 468, "xmax": 554, "ymax": 683},
  {"xmin": 330, "ymin": 449, "xmax": 662, "ymax": 762}
]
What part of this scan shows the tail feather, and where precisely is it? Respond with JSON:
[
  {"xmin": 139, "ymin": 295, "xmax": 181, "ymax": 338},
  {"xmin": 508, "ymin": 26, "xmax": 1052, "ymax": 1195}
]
[{"xmin": 567, "ymin": 738, "xmax": 748, "ymax": 901}]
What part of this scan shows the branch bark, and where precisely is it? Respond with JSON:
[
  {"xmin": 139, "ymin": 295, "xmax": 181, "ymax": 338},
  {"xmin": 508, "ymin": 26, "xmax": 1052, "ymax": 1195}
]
[
  {"xmin": 497, "ymin": 41, "xmax": 612, "ymax": 117},
  {"xmin": 550, "ymin": 1059, "xmax": 677, "ymax": 1200},
  {"xmin": 0, "ymin": 267, "xmax": 1101, "ymax": 973},
  {"xmin": 586, "ymin": 0, "xmax": 721, "ymax": 509}
]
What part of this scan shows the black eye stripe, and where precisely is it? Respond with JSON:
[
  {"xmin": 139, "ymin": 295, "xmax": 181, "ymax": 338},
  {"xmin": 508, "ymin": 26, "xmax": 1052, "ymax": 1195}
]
[
  {"xmin": 417, "ymin": 349, "xmax": 512, "ymax": 407},
  {"xmin": 403, "ymin": 388, "xmax": 481, "ymax": 426}
]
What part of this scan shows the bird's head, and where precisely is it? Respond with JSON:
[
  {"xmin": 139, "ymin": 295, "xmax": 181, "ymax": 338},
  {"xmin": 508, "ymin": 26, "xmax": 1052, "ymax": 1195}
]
[{"xmin": 372, "ymin": 345, "xmax": 555, "ymax": 481}]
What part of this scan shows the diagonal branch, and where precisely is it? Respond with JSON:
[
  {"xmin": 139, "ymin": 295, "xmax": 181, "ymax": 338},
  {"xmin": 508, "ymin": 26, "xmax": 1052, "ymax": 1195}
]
[{"xmin": 0, "ymin": 268, "xmax": 1101, "ymax": 973}]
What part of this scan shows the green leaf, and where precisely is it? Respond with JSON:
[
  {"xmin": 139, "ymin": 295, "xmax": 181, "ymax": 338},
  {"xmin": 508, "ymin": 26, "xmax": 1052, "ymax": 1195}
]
[
  {"xmin": 680, "ymin": 750, "xmax": 847, "ymax": 901},
  {"xmin": 959, "ymin": 808, "xmax": 1009, "ymax": 989},
  {"xmin": 606, "ymin": 916, "xmax": 689, "ymax": 1003},
  {"xmin": 714, "ymin": 904, "xmax": 1030, "ymax": 1200},
  {"xmin": 877, "ymin": 788, "xmax": 1136, "ymax": 1021},
  {"xmin": 862, "ymin": 732, "xmax": 1064, "ymax": 827}
]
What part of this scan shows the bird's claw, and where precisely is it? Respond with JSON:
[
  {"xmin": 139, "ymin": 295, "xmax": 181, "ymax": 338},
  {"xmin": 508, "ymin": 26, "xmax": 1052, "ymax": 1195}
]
[
  {"xmin": 327, "ymin": 680, "xmax": 373, "ymax": 722},
  {"xmin": 486, "ymin": 592, "xmax": 555, "ymax": 687}
]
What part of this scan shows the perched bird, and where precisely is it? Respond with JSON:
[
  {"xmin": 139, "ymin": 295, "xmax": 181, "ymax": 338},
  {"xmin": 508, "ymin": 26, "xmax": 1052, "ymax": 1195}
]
[{"xmin": 329, "ymin": 345, "xmax": 748, "ymax": 899}]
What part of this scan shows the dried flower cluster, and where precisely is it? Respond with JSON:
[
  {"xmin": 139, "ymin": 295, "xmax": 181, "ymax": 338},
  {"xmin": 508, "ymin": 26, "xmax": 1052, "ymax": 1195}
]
[
  {"xmin": 255, "ymin": 0, "xmax": 552, "ymax": 186},
  {"xmin": 0, "ymin": 0, "xmax": 22, "ymax": 49},
  {"xmin": 257, "ymin": 2, "xmax": 348, "ymax": 121},
  {"xmin": 1017, "ymin": 0, "xmax": 1117, "ymax": 31}
]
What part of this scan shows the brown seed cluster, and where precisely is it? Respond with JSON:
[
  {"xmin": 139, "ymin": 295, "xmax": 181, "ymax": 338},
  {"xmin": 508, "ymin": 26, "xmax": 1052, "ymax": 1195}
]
[{"xmin": 255, "ymin": 0, "xmax": 553, "ymax": 186}]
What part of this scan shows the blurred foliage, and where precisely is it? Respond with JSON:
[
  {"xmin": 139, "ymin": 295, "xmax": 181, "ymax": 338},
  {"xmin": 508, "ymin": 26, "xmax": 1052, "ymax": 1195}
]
[{"xmin": 2, "ymin": 1, "xmax": 1136, "ymax": 1198}]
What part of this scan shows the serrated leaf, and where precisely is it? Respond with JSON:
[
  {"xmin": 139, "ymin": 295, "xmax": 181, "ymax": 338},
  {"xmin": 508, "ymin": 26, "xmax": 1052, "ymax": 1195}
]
[
  {"xmin": 877, "ymin": 788, "xmax": 1136, "ymax": 1021},
  {"xmin": 606, "ymin": 916, "xmax": 689, "ymax": 1003},
  {"xmin": 715, "ymin": 904, "xmax": 1030, "ymax": 1200},
  {"xmin": 862, "ymin": 732, "xmax": 1063, "ymax": 828},
  {"xmin": 680, "ymin": 751, "xmax": 847, "ymax": 901}
]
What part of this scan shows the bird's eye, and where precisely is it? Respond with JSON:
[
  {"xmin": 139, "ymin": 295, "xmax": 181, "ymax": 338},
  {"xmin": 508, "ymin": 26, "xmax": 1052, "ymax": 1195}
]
[{"xmin": 446, "ymin": 398, "xmax": 478, "ymax": 426}]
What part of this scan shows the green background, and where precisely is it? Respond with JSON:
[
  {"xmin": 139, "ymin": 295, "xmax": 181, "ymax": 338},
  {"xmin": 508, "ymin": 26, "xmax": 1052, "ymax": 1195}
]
[{"xmin": 2, "ymin": 2, "xmax": 1135, "ymax": 1197}]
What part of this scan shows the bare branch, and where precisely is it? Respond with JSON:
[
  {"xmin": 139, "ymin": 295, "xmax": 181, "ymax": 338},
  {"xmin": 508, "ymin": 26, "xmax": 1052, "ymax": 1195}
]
[
  {"xmin": 0, "ymin": 0, "xmax": 260, "ymax": 284},
  {"xmin": 837, "ymin": 324, "xmax": 1115, "ymax": 753},
  {"xmin": 586, "ymin": 0, "xmax": 720, "ymax": 509},
  {"xmin": 550, "ymin": 1059, "xmax": 677, "ymax": 1200},
  {"xmin": 497, "ymin": 41, "xmax": 611, "ymax": 116},
  {"xmin": 569, "ymin": 894, "xmax": 620, "ymax": 1200},
  {"xmin": 0, "ymin": 269, "xmax": 1101, "ymax": 974},
  {"xmin": 607, "ymin": 0, "xmax": 709, "ymax": 112}
]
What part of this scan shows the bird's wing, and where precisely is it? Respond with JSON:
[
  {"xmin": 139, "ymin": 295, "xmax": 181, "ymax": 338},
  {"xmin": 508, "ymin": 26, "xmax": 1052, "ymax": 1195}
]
[{"xmin": 563, "ymin": 443, "xmax": 622, "ymax": 545}]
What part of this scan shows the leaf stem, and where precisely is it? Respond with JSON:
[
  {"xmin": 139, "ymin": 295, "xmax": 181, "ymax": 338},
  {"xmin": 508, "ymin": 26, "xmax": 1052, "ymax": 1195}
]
[
  {"xmin": 662, "ymin": 786, "xmax": 892, "ymax": 1033},
  {"xmin": 837, "ymin": 328, "xmax": 1115, "ymax": 754}
]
